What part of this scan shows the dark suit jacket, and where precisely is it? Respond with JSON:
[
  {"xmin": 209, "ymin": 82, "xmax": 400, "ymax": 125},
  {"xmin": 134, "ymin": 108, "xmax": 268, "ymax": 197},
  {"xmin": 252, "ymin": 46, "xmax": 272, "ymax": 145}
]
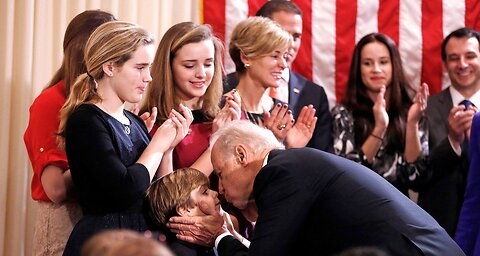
[
  {"xmin": 218, "ymin": 148, "xmax": 463, "ymax": 256},
  {"xmin": 416, "ymin": 88, "xmax": 470, "ymax": 237},
  {"xmin": 455, "ymin": 113, "xmax": 480, "ymax": 255},
  {"xmin": 225, "ymin": 71, "xmax": 333, "ymax": 152}
]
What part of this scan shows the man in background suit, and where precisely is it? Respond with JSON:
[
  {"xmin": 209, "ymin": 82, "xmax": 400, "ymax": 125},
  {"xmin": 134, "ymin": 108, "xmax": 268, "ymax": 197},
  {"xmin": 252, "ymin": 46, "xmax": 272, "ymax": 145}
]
[
  {"xmin": 168, "ymin": 120, "xmax": 463, "ymax": 256},
  {"xmin": 410, "ymin": 27, "xmax": 480, "ymax": 238},
  {"xmin": 224, "ymin": 1, "xmax": 332, "ymax": 152}
]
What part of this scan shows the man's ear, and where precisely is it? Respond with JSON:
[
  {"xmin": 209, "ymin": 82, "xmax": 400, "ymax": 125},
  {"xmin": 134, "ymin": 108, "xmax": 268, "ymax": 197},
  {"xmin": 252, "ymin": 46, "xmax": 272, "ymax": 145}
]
[
  {"xmin": 176, "ymin": 205, "xmax": 192, "ymax": 217},
  {"xmin": 235, "ymin": 144, "xmax": 248, "ymax": 166},
  {"xmin": 102, "ymin": 62, "xmax": 114, "ymax": 77}
]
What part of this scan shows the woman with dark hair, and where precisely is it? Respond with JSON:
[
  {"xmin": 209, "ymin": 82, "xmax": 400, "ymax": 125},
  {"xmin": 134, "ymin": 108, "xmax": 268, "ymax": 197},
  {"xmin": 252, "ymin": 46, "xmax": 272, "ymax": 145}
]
[
  {"xmin": 23, "ymin": 10, "xmax": 115, "ymax": 256},
  {"xmin": 331, "ymin": 32, "xmax": 429, "ymax": 195}
]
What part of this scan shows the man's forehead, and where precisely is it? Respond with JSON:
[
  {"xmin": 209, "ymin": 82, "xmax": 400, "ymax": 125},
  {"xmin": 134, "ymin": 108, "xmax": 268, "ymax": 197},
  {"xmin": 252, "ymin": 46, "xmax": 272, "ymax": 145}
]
[
  {"xmin": 271, "ymin": 11, "xmax": 302, "ymax": 23},
  {"xmin": 447, "ymin": 37, "xmax": 480, "ymax": 53}
]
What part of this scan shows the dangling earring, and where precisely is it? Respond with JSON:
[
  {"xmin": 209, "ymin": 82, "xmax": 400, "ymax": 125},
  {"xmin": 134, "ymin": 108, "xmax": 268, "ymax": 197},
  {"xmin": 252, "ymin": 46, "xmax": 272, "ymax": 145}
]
[{"xmin": 244, "ymin": 63, "xmax": 250, "ymax": 68}]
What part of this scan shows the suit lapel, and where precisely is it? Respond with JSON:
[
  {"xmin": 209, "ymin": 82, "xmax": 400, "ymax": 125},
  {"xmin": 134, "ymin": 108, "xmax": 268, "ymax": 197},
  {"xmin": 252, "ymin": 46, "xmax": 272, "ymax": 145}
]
[
  {"xmin": 438, "ymin": 88, "xmax": 453, "ymax": 118},
  {"xmin": 288, "ymin": 71, "xmax": 305, "ymax": 108}
]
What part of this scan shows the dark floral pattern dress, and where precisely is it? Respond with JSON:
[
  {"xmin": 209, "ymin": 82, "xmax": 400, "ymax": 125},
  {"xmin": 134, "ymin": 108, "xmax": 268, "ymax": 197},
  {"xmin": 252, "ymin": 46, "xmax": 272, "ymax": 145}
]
[{"xmin": 331, "ymin": 104, "xmax": 429, "ymax": 194}]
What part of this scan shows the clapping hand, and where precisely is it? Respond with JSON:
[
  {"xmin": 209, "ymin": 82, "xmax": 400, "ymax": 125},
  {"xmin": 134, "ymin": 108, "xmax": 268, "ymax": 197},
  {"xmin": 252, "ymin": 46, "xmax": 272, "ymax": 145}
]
[
  {"xmin": 448, "ymin": 99, "xmax": 477, "ymax": 145},
  {"xmin": 213, "ymin": 89, "xmax": 242, "ymax": 132},
  {"xmin": 372, "ymin": 85, "xmax": 389, "ymax": 136},
  {"xmin": 408, "ymin": 83, "xmax": 429, "ymax": 124},
  {"xmin": 264, "ymin": 103, "xmax": 294, "ymax": 142},
  {"xmin": 129, "ymin": 104, "xmax": 157, "ymax": 132},
  {"xmin": 151, "ymin": 119, "xmax": 177, "ymax": 153},
  {"xmin": 169, "ymin": 104, "xmax": 193, "ymax": 149},
  {"xmin": 285, "ymin": 105, "xmax": 317, "ymax": 148}
]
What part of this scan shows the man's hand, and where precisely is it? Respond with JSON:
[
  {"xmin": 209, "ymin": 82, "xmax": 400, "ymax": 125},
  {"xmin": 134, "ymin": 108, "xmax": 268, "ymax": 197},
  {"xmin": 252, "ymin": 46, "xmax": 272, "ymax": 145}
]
[
  {"xmin": 448, "ymin": 104, "xmax": 476, "ymax": 147},
  {"xmin": 166, "ymin": 200, "xmax": 226, "ymax": 247}
]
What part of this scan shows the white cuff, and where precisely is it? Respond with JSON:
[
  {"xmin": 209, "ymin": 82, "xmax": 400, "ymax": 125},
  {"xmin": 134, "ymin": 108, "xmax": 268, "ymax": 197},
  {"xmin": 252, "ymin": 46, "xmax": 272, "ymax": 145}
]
[{"xmin": 239, "ymin": 236, "xmax": 251, "ymax": 248}]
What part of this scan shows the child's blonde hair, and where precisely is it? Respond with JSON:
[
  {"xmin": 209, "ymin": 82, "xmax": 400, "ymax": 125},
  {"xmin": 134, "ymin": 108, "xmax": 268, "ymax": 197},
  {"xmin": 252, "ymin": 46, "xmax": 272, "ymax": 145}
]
[{"xmin": 147, "ymin": 168, "xmax": 209, "ymax": 225}]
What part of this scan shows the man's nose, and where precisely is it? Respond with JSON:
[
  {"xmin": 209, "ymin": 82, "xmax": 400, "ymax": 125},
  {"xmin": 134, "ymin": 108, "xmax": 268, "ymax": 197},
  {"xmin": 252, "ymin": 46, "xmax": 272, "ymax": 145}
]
[{"xmin": 459, "ymin": 56, "xmax": 468, "ymax": 68}]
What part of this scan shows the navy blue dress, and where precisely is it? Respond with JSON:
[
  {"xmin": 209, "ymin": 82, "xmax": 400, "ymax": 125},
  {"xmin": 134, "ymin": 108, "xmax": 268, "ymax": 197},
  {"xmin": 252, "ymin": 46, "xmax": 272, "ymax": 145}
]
[
  {"xmin": 63, "ymin": 104, "xmax": 151, "ymax": 256},
  {"xmin": 456, "ymin": 113, "xmax": 480, "ymax": 255}
]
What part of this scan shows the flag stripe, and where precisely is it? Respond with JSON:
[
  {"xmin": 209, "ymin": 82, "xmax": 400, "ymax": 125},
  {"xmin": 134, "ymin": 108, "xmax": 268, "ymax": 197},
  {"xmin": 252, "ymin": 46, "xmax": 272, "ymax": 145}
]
[
  {"xmin": 466, "ymin": 0, "xmax": 480, "ymax": 31},
  {"xmin": 203, "ymin": 0, "xmax": 226, "ymax": 41},
  {"xmin": 421, "ymin": 0, "xmax": 443, "ymax": 94},
  {"xmin": 248, "ymin": 0, "xmax": 268, "ymax": 17},
  {"xmin": 399, "ymin": 0, "xmax": 422, "ymax": 91},
  {"xmin": 335, "ymin": 0, "xmax": 357, "ymax": 102},
  {"xmin": 356, "ymin": 0, "xmax": 379, "ymax": 42},
  {"xmin": 379, "ymin": 0, "xmax": 400, "ymax": 44},
  {"xmin": 224, "ymin": 0, "xmax": 249, "ymax": 74},
  {"xmin": 291, "ymin": 0, "xmax": 313, "ymax": 81},
  {"xmin": 443, "ymin": 1, "xmax": 465, "ymax": 35},
  {"xmin": 442, "ymin": 0, "xmax": 465, "ymax": 90},
  {"xmin": 202, "ymin": 0, "xmax": 479, "ymax": 105},
  {"xmin": 312, "ymin": 0, "xmax": 337, "ymax": 108}
]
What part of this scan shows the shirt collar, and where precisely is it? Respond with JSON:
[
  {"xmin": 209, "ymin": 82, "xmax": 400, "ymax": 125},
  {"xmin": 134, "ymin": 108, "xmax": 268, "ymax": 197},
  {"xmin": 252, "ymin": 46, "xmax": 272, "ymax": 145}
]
[
  {"xmin": 449, "ymin": 86, "xmax": 480, "ymax": 106},
  {"xmin": 282, "ymin": 68, "xmax": 290, "ymax": 83},
  {"xmin": 262, "ymin": 152, "xmax": 270, "ymax": 167}
]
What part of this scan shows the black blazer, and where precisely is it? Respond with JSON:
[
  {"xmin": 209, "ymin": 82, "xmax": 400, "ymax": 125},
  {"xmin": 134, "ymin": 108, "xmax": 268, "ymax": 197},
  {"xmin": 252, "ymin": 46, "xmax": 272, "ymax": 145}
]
[
  {"xmin": 225, "ymin": 71, "xmax": 333, "ymax": 152},
  {"xmin": 218, "ymin": 148, "xmax": 464, "ymax": 256},
  {"xmin": 416, "ymin": 87, "xmax": 470, "ymax": 237}
]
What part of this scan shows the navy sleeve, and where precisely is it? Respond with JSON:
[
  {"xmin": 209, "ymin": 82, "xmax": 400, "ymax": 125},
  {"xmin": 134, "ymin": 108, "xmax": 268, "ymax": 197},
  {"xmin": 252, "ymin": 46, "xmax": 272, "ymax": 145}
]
[
  {"xmin": 217, "ymin": 236, "xmax": 248, "ymax": 256},
  {"xmin": 306, "ymin": 83, "xmax": 333, "ymax": 152},
  {"xmin": 249, "ymin": 165, "xmax": 313, "ymax": 256}
]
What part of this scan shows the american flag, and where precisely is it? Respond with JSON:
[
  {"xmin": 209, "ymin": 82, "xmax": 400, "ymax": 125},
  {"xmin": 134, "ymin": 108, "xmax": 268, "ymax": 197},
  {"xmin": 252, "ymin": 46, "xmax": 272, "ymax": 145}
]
[{"xmin": 201, "ymin": 0, "xmax": 480, "ymax": 108}]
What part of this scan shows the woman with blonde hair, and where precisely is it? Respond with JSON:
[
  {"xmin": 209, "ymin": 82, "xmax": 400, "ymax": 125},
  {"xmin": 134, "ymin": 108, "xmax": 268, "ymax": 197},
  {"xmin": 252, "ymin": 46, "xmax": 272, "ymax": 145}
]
[
  {"xmin": 141, "ymin": 22, "xmax": 240, "ymax": 177},
  {"xmin": 59, "ymin": 21, "xmax": 191, "ymax": 255},
  {"xmin": 221, "ymin": 16, "xmax": 317, "ymax": 238},
  {"xmin": 24, "ymin": 10, "xmax": 115, "ymax": 256},
  {"xmin": 228, "ymin": 16, "xmax": 316, "ymax": 149}
]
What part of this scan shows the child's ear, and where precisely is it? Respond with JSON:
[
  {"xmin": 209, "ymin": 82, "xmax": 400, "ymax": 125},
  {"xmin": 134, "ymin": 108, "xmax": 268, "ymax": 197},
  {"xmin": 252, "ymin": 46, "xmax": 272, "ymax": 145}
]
[
  {"xmin": 102, "ymin": 62, "xmax": 114, "ymax": 77},
  {"xmin": 176, "ymin": 206, "xmax": 192, "ymax": 217}
]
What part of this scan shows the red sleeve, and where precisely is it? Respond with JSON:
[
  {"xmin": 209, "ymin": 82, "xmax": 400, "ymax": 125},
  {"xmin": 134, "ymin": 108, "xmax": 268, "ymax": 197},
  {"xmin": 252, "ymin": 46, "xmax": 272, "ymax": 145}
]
[{"xmin": 24, "ymin": 82, "xmax": 68, "ymax": 201}]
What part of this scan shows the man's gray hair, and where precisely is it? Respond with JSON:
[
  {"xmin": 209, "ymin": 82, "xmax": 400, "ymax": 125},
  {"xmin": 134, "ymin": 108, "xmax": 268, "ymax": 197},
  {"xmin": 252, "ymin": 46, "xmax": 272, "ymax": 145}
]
[{"xmin": 210, "ymin": 120, "xmax": 284, "ymax": 157}]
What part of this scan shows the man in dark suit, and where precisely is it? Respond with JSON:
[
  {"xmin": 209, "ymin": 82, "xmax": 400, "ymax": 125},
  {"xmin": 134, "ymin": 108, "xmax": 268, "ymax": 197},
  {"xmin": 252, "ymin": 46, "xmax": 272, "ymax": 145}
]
[
  {"xmin": 409, "ymin": 28, "xmax": 480, "ymax": 238},
  {"xmin": 224, "ymin": 1, "xmax": 332, "ymax": 152},
  {"xmin": 168, "ymin": 120, "xmax": 463, "ymax": 256}
]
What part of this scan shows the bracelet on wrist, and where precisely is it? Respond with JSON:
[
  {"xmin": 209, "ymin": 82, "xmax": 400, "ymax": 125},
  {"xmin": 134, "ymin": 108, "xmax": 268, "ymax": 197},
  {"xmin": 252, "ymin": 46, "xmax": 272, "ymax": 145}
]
[{"xmin": 370, "ymin": 133, "xmax": 383, "ymax": 141}]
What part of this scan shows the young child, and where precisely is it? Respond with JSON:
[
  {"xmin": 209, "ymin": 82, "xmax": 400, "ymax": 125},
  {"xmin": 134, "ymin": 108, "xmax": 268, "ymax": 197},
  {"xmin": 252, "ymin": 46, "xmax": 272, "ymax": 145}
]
[{"xmin": 147, "ymin": 168, "xmax": 220, "ymax": 256}]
